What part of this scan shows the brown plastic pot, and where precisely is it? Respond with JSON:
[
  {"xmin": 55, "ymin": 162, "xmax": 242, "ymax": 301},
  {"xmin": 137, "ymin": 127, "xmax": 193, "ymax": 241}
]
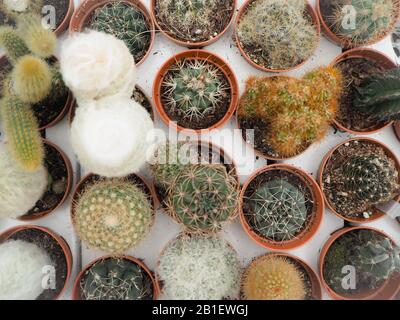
[
  {"xmin": 54, "ymin": 0, "xmax": 75, "ymax": 36},
  {"xmin": 316, "ymin": 0, "xmax": 400, "ymax": 49},
  {"xmin": 153, "ymin": 50, "xmax": 239, "ymax": 134},
  {"xmin": 239, "ymin": 163, "xmax": 324, "ymax": 251},
  {"xmin": 0, "ymin": 225, "xmax": 73, "ymax": 300},
  {"xmin": 241, "ymin": 252, "xmax": 323, "ymax": 300},
  {"xmin": 72, "ymin": 255, "xmax": 159, "ymax": 300},
  {"xmin": 234, "ymin": 0, "xmax": 321, "ymax": 73},
  {"xmin": 331, "ymin": 48, "xmax": 397, "ymax": 135},
  {"xmin": 318, "ymin": 137, "xmax": 400, "ymax": 223},
  {"xmin": 150, "ymin": 0, "xmax": 236, "ymax": 48},
  {"xmin": 69, "ymin": 0, "xmax": 155, "ymax": 66},
  {"xmin": 395, "ymin": 121, "xmax": 400, "ymax": 143},
  {"xmin": 18, "ymin": 139, "xmax": 73, "ymax": 221},
  {"xmin": 319, "ymin": 226, "xmax": 400, "ymax": 300}
]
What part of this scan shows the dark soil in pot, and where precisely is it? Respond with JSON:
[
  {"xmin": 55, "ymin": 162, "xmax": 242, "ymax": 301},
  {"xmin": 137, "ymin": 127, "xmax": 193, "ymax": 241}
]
[{"xmin": 8, "ymin": 228, "xmax": 68, "ymax": 300}]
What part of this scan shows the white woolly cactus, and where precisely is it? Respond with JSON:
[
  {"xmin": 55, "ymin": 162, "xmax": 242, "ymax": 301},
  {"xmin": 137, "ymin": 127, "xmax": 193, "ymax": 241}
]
[
  {"xmin": 60, "ymin": 30, "xmax": 137, "ymax": 102},
  {"xmin": 0, "ymin": 142, "xmax": 47, "ymax": 219},
  {"xmin": 70, "ymin": 96, "xmax": 154, "ymax": 178},
  {"xmin": 0, "ymin": 239, "xmax": 52, "ymax": 300},
  {"xmin": 157, "ymin": 235, "xmax": 241, "ymax": 300},
  {"xmin": 3, "ymin": 0, "xmax": 31, "ymax": 12}
]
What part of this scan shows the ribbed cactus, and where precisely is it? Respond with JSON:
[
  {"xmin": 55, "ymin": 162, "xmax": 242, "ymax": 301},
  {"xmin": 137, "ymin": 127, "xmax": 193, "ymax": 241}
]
[
  {"xmin": 354, "ymin": 68, "xmax": 400, "ymax": 121},
  {"xmin": 0, "ymin": 26, "xmax": 29, "ymax": 63},
  {"xmin": 90, "ymin": 1, "xmax": 151, "ymax": 63},
  {"xmin": 166, "ymin": 164, "xmax": 238, "ymax": 234},
  {"xmin": 242, "ymin": 255, "xmax": 306, "ymax": 300},
  {"xmin": 0, "ymin": 95, "xmax": 44, "ymax": 171},
  {"xmin": 80, "ymin": 257, "xmax": 154, "ymax": 300},
  {"xmin": 161, "ymin": 59, "xmax": 229, "ymax": 121},
  {"xmin": 74, "ymin": 179, "xmax": 153, "ymax": 253}
]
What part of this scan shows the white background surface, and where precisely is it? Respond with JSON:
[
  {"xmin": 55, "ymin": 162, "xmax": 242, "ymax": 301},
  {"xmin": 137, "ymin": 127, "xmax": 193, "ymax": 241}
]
[{"xmin": 0, "ymin": 0, "xmax": 399, "ymax": 300}]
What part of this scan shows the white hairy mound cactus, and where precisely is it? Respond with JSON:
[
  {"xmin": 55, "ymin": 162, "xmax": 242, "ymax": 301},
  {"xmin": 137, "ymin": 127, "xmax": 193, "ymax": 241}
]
[
  {"xmin": 0, "ymin": 143, "xmax": 47, "ymax": 218},
  {"xmin": 0, "ymin": 239, "xmax": 52, "ymax": 300},
  {"xmin": 158, "ymin": 235, "xmax": 240, "ymax": 300},
  {"xmin": 3, "ymin": 0, "xmax": 30, "ymax": 12},
  {"xmin": 70, "ymin": 96, "xmax": 154, "ymax": 177},
  {"xmin": 60, "ymin": 30, "xmax": 137, "ymax": 102}
]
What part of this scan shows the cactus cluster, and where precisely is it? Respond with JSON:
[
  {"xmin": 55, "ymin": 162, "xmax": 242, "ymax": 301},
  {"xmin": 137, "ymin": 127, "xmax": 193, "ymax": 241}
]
[
  {"xmin": 242, "ymin": 255, "xmax": 306, "ymax": 300},
  {"xmin": 89, "ymin": 1, "xmax": 151, "ymax": 63},
  {"xmin": 80, "ymin": 257, "xmax": 154, "ymax": 300},
  {"xmin": 237, "ymin": 0, "xmax": 319, "ymax": 70}
]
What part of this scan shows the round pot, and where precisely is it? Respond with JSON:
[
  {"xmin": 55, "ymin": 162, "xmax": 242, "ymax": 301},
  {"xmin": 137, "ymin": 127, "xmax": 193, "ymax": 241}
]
[
  {"xmin": 234, "ymin": 0, "xmax": 321, "ymax": 73},
  {"xmin": 241, "ymin": 252, "xmax": 323, "ymax": 300},
  {"xmin": 316, "ymin": 0, "xmax": 400, "ymax": 49},
  {"xmin": 331, "ymin": 48, "xmax": 397, "ymax": 135},
  {"xmin": 395, "ymin": 121, "xmax": 400, "ymax": 143},
  {"xmin": 319, "ymin": 226, "xmax": 400, "ymax": 300},
  {"xmin": 153, "ymin": 49, "xmax": 239, "ymax": 134},
  {"xmin": 18, "ymin": 139, "xmax": 73, "ymax": 221},
  {"xmin": 318, "ymin": 137, "xmax": 400, "ymax": 223},
  {"xmin": 72, "ymin": 255, "xmax": 159, "ymax": 300},
  {"xmin": 69, "ymin": 0, "xmax": 155, "ymax": 66},
  {"xmin": 150, "ymin": 0, "xmax": 236, "ymax": 48},
  {"xmin": 239, "ymin": 163, "xmax": 324, "ymax": 251},
  {"xmin": 0, "ymin": 225, "xmax": 73, "ymax": 300},
  {"xmin": 53, "ymin": 0, "xmax": 75, "ymax": 36}
]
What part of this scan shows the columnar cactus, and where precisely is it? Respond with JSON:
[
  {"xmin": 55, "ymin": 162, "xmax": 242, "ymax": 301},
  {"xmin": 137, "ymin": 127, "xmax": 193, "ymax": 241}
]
[
  {"xmin": 0, "ymin": 26, "xmax": 30, "ymax": 62},
  {"xmin": 74, "ymin": 179, "xmax": 153, "ymax": 253}
]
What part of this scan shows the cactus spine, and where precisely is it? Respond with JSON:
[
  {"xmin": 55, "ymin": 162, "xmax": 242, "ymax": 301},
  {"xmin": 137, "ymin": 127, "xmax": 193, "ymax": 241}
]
[{"xmin": 0, "ymin": 26, "xmax": 30, "ymax": 62}]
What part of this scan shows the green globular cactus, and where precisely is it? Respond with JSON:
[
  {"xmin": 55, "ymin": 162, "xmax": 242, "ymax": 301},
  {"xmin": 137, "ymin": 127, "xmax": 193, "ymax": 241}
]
[
  {"xmin": 161, "ymin": 59, "xmax": 229, "ymax": 121},
  {"xmin": 353, "ymin": 68, "xmax": 400, "ymax": 121},
  {"xmin": 80, "ymin": 257, "xmax": 154, "ymax": 300},
  {"xmin": 90, "ymin": 1, "xmax": 151, "ymax": 63},
  {"xmin": 0, "ymin": 26, "xmax": 30, "ymax": 63},
  {"xmin": 166, "ymin": 164, "xmax": 238, "ymax": 234},
  {"xmin": 0, "ymin": 95, "xmax": 44, "ymax": 171},
  {"xmin": 248, "ymin": 179, "xmax": 308, "ymax": 241},
  {"xmin": 74, "ymin": 179, "xmax": 153, "ymax": 253}
]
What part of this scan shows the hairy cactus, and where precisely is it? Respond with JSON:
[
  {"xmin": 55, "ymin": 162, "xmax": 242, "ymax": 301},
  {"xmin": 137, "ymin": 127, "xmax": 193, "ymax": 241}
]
[
  {"xmin": 74, "ymin": 179, "xmax": 153, "ymax": 253},
  {"xmin": 166, "ymin": 164, "xmax": 238, "ymax": 234},
  {"xmin": 1, "ymin": 0, "xmax": 42, "ymax": 16},
  {"xmin": 248, "ymin": 179, "xmax": 308, "ymax": 242},
  {"xmin": 0, "ymin": 95, "xmax": 44, "ymax": 171},
  {"xmin": 161, "ymin": 59, "xmax": 229, "ymax": 121},
  {"xmin": 354, "ymin": 68, "xmax": 400, "ymax": 121},
  {"xmin": 242, "ymin": 255, "xmax": 306, "ymax": 300},
  {"xmin": 80, "ymin": 257, "xmax": 154, "ymax": 300},
  {"xmin": 90, "ymin": 2, "xmax": 151, "ymax": 63},
  {"xmin": 0, "ymin": 26, "xmax": 29, "ymax": 63}
]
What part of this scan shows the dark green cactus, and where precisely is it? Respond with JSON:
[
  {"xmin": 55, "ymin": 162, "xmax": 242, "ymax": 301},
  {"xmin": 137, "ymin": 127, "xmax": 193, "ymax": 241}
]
[
  {"xmin": 353, "ymin": 68, "xmax": 400, "ymax": 121},
  {"xmin": 80, "ymin": 257, "xmax": 154, "ymax": 300}
]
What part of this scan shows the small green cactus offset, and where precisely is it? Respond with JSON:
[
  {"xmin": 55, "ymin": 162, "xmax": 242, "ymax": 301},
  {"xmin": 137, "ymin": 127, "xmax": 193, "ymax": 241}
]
[
  {"xmin": 80, "ymin": 257, "xmax": 154, "ymax": 300},
  {"xmin": 90, "ymin": 1, "xmax": 151, "ymax": 63},
  {"xmin": 0, "ymin": 26, "xmax": 30, "ymax": 62},
  {"xmin": 74, "ymin": 179, "xmax": 153, "ymax": 253}
]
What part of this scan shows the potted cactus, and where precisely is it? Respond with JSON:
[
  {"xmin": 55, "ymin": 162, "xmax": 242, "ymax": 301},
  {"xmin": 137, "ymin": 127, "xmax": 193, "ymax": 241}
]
[
  {"xmin": 237, "ymin": 66, "xmax": 342, "ymax": 160},
  {"xmin": 0, "ymin": 225, "xmax": 72, "ymax": 300},
  {"xmin": 235, "ymin": 0, "xmax": 320, "ymax": 72},
  {"xmin": 319, "ymin": 138, "xmax": 400, "ymax": 223},
  {"xmin": 153, "ymin": 50, "xmax": 238, "ymax": 133},
  {"xmin": 73, "ymin": 256, "xmax": 158, "ymax": 300},
  {"xmin": 157, "ymin": 234, "xmax": 241, "ymax": 300},
  {"xmin": 317, "ymin": 0, "xmax": 400, "ymax": 48},
  {"xmin": 151, "ymin": 0, "xmax": 236, "ymax": 48}
]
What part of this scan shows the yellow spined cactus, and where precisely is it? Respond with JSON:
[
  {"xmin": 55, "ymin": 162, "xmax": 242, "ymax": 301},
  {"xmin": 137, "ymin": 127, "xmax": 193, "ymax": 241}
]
[{"xmin": 0, "ymin": 26, "xmax": 30, "ymax": 63}]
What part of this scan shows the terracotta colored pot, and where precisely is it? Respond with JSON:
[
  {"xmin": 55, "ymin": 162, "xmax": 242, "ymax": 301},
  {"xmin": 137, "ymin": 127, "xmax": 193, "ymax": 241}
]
[
  {"xmin": 316, "ymin": 0, "xmax": 400, "ymax": 49},
  {"xmin": 234, "ymin": 0, "xmax": 321, "ymax": 73},
  {"xmin": 72, "ymin": 255, "xmax": 159, "ymax": 300},
  {"xmin": 319, "ymin": 226, "xmax": 400, "ymax": 300},
  {"xmin": 0, "ymin": 225, "xmax": 73, "ymax": 300},
  {"xmin": 318, "ymin": 137, "xmax": 400, "ymax": 223},
  {"xmin": 241, "ymin": 252, "xmax": 323, "ymax": 300},
  {"xmin": 239, "ymin": 164, "xmax": 324, "ymax": 251},
  {"xmin": 153, "ymin": 50, "xmax": 239, "ymax": 134},
  {"xmin": 150, "ymin": 0, "xmax": 236, "ymax": 48},
  {"xmin": 395, "ymin": 121, "xmax": 400, "ymax": 143},
  {"xmin": 54, "ymin": 0, "xmax": 74, "ymax": 36},
  {"xmin": 331, "ymin": 48, "xmax": 397, "ymax": 135},
  {"xmin": 18, "ymin": 139, "xmax": 73, "ymax": 221},
  {"xmin": 69, "ymin": 0, "xmax": 155, "ymax": 66}
]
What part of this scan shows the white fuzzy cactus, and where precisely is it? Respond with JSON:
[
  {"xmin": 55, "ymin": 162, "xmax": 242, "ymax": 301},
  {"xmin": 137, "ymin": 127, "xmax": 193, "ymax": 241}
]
[
  {"xmin": 0, "ymin": 142, "xmax": 47, "ymax": 219},
  {"xmin": 3, "ymin": 0, "xmax": 30, "ymax": 12},
  {"xmin": 0, "ymin": 239, "xmax": 52, "ymax": 300}
]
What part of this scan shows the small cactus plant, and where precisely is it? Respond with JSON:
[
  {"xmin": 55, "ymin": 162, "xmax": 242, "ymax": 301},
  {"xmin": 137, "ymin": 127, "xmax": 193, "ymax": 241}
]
[
  {"xmin": 74, "ymin": 179, "xmax": 153, "ymax": 253},
  {"xmin": 0, "ymin": 26, "xmax": 30, "ymax": 62},
  {"xmin": 1, "ymin": 0, "xmax": 42, "ymax": 16},
  {"xmin": 242, "ymin": 255, "xmax": 306, "ymax": 300},
  {"xmin": 80, "ymin": 257, "xmax": 154, "ymax": 300}
]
